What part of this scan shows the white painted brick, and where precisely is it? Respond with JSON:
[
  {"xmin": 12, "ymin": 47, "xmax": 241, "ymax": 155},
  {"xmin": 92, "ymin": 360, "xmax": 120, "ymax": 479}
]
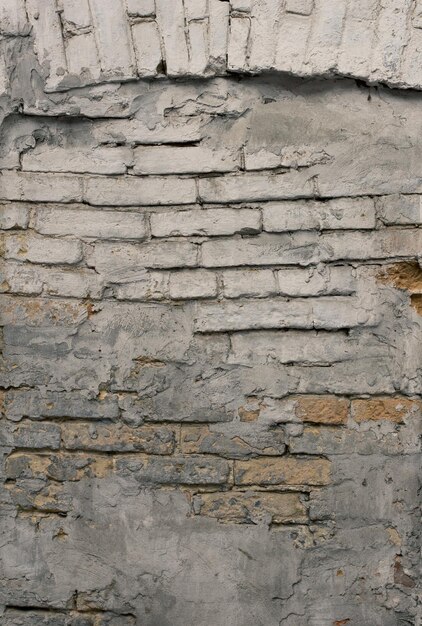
[
  {"xmin": 155, "ymin": 0, "xmax": 189, "ymax": 75},
  {"xmin": 305, "ymin": 0, "xmax": 348, "ymax": 74},
  {"xmin": 319, "ymin": 230, "xmax": 422, "ymax": 262},
  {"xmin": 0, "ymin": 0, "xmax": 28, "ymax": 34},
  {"xmin": 89, "ymin": 0, "xmax": 135, "ymax": 77},
  {"xmin": 244, "ymin": 146, "xmax": 331, "ymax": 171},
  {"xmin": 195, "ymin": 296, "xmax": 378, "ymax": 333},
  {"xmin": 134, "ymin": 146, "xmax": 239, "ymax": 175},
  {"xmin": 26, "ymin": 0, "xmax": 67, "ymax": 90},
  {"xmin": 65, "ymin": 33, "xmax": 101, "ymax": 80},
  {"xmin": 84, "ymin": 176, "xmax": 197, "ymax": 206},
  {"xmin": 370, "ymin": 0, "xmax": 413, "ymax": 83},
  {"xmin": 222, "ymin": 269, "xmax": 277, "ymax": 298},
  {"xmin": 201, "ymin": 232, "xmax": 319, "ymax": 268},
  {"xmin": 277, "ymin": 266, "xmax": 356, "ymax": 297},
  {"xmin": 59, "ymin": 0, "xmax": 92, "ymax": 28},
  {"xmin": 188, "ymin": 21, "xmax": 209, "ymax": 76},
  {"xmin": 114, "ymin": 271, "xmax": 168, "ymax": 300},
  {"xmin": 198, "ymin": 171, "xmax": 314, "ymax": 203},
  {"xmin": 88, "ymin": 241, "xmax": 198, "ymax": 282},
  {"xmin": 185, "ymin": 0, "xmax": 207, "ymax": 21},
  {"xmin": 275, "ymin": 10, "xmax": 311, "ymax": 74},
  {"xmin": 378, "ymin": 195, "xmax": 422, "ymax": 225},
  {"xmin": 32, "ymin": 208, "xmax": 147, "ymax": 240},
  {"xmin": 0, "ymin": 204, "xmax": 29, "ymax": 229},
  {"xmin": 263, "ymin": 198, "xmax": 376, "ymax": 231},
  {"xmin": 1, "ymin": 261, "xmax": 104, "ymax": 298},
  {"xmin": 126, "ymin": 0, "xmax": 155, "ymax": 16},
  {"xmin": 4, "ymin": 234, "xmax": 83, "ymax": 265},
  {"xmin": 93, "ymin": 118, "xmax": 203, "ymax": 145},
  {"xmin": 209, "ymin": 0, "xmax": 229, "ymax": 69},
  {"xmin": 169, "ymin": 270, "xmax": 217, "ymax": 299},
  {"xmin": 22, "ymin": 146, "xmax": 133, "ymax": 175},
  {"xmin": 0, "ymin": 171, "xmax": 83, "ymax": 203},
  {"xmin": 195, "ymin": 299, "xmax": 312, "ymax": 332},
  {"xmin": 285, "ymin": 0, "xmax": 313, "ymax": 15},
  {"xmin": 151, "ymin": 208, "xmax": 260, "ymax": 237},
  {"xmin": 227, "ymin": 16, "xmax": 250, "ymax": 71},
  {"xmin": 248, "ymin": 0, "xmax": 280, "ymax": 71},
  {"xmin": 230, "ymin": 0, "xmax": 252, "ymax": 12},
  {"xmin": 132, "ymin": 21, "xmax": 162, "ymax": 76}
]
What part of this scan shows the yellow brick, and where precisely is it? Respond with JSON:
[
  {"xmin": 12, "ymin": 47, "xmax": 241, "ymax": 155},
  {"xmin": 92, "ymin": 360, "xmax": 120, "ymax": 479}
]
[
  {"xmin": 351, "ymin": 397, "xmax": 421, "ymax": 424},
  {"xmin": 234, "ymin": 457, "xmax": 331, "ymax": 486},
  {"xmin": 294, "ymin": 395, "xmax": 349, "ymax": 425}
]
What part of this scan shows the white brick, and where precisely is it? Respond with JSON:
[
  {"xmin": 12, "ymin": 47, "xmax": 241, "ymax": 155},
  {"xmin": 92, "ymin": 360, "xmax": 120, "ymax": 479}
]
[
  {"xmin": 155, "ymin": 0, "xmax": 189, "ymax": 75},
  {"xmin": 169, "ymin": 270, "xmax": 217, "ymax": 299},
  {"xmin": 195, "ymin": 296, "xmax": 378, "ymax": 333},
  {"xmin": 263, "ymin": 198, "xmax": 376, "ymax": 231},
  {"xmin": 188, "ymin": 21, "xmax": 209, "ymax": 75},
  {"xmin": 209, "ymin": 0, "xmax": 229, "ymax": 69},
  {"xmin": 198, "ymin": 171, "xmax": 314, "ymax": 203},
  {"xmin": 319, "ymin": 230, "xmax": 422, "ymax": 262},
  {"xmin": 88, "ymin": 0, "xmax": 135, "ymax": 77},
  {"xmin": 84, "ymin": 176, "xmax": 197, "ymax": 206},
  {"xmin": 274, "ymin": 10, "xmax": 310, "ymax": 74},
  {"xmin": 370, "ymin": 0, "xmax": 413, "ymax": 83},
  {"xmin": 185, "ymin": 0, "xmax": 207, "ymax": 20},
  {"xmin": 222, "ymin": 269, "xmax": 277, "ymax": 298},
  {"xmin": 227, "ymin": 16, "xmax": 250, "ymax": 71},
  {"xmin": 132, "ymin": 21, "xmax": 162, "ymax": 76},
  {"xmin": 4, "ymin": 234, "xmax": 83, "ymax": 265},
  {"xmin": 151, "ymin": 208, "xmax": 260, "ymax": 237},
  {"xmin": 126, "ymin": 0, "xmax": 155, "ymax": 16},
  {"xmin": 0, "ymin": 171, "xmax": 83, "ymax": 203},
  {"xmin": 65, "ymin": 32, "xmax": 100, "ymax": 79},
  {"xmin": 201, "ymin": 233, "xmax": 319, "ymax": 268},
  {"xmin": 285, "ymin": 0, "xmax": 313, "ymax": 15},
  {"xmin": 277, "ymin": 266, "xmax": 356, "ymax": 297},
  {"xmin": 248, "ymin": 0, "xmax": 280, "ymax": 71},
  {"xmin": 22, "ymin": 146, "xmax": 133, "ymax": 175},
  {"xmin": 0, "ymin": 261, "xmax": 43, "ymax": 295},
  {"xmin": 134, "ymin": 146, "xmax": 239, "ymax": 175},
  {"xmin": 114, "ymin": 271, "xmax": 168, "ymax": 300},
  {"xmin": 0, "ymin": 204, "xmax": 29, "ymax": 229},
  {"xmin": 88, "ymin": 241, "xmax": 198, "ymax": 282},
  {"xmin": 32, "ymin": 208, "xmax": 147, "ymax": 240},
  {"xmin": 230, "ymin": 0, "xmax": 252, "ymax": 11},
  {"xmin": 93, "ymin": 118, "xmax": 203, "ymax": 145},
  {"xmin": 244, "ymin": 146, "xmax": 331, "ymax": 171},
  {"xmin": 59, "ymin": 0, "xmax": 91, "ymax": 28},
  {"xmin": 0, "ymin": 0, "xmax": 28, "ymax": 34},
  {"xmin": 305, "ymin": 0, "xmax": 348, "ymax": 74},
  {"xmin": 378, "ymin": 195, "xmax": 422, "ymax": 225}
]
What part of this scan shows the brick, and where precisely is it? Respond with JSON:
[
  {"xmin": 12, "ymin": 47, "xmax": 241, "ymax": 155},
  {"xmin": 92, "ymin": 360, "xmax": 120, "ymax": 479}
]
[
  {"xmin": 0, "ymin": 171, "xmax": 83, "ymax": 203},
  {"xmin": 4, "ymin": 390, "xmax": 119, "ymax": 422},
  {"xmin": 181, "ymin": 424, "xmax": 285, "ymax": 459},
  {"xmin": 305, "ymin": 0, "xmax": 347, "ymax": 74},
  {"xmin": 6, "ymin": 480, "xmax": 71, "ymax": 514},
  {"xmin": 244, "ymin": 146, "xmax": 331, "ymax": 170},
  {"xmin": 0, "ymin": 0, "xmax": 28, "ymax": 35},
  {"xmin": 88, "ymin": 241, "xmax": 198, "ymax": 282},
  {"xmin": 248, "ymin": 0, "xmax": 280, "ymax": 71},
  {"xmin": 155, "ymin": 0, "xmax": 189, "ymax": 75},
  {"xmin": 59, "ymin": 0, "xmax": 92, "ymax": 28},
  {"xmin": 0, "ymin": 261, "xmax": 43, "ymax": 295},
  {"xmin": 84, "ymin": 176, "xmax": 197, "ymax": 206},
  {"xmin": 234, "ymin": 457, "xmax": 331, "ymax": 486},
  {"xmin": 188, "ymin": 21, "xmax": 209, "ymax": 75},
  {"xmin": 227, "ymin": 16, "xmax": 250, "ymax": 71},
  {"xmin": 4, "ymin": 233, "xmax": 83, "ymax": 265},
  {"xmin": 0, "ymin": 421, "xmax": 61, "ymax": 449},
  {"xmin": 1, "ymin": 263, "xmax": 104, "ymax": 298},
  {"xmin": 285, "ymin": 0, "xmax": 313, "ymax": 16},
  {"xmin": 65, "ymin": 32, "xmax": 100, "ymax": 79},
  {"xmin": 277, "ymin": 266, "xmax": 356, "ymax": 297},
  {"xmin": 151, "ymin": 208, "xmax": 260, "ymax": 237},
  {"xmin": 378, "ymin": 262, "xmax": 422, "ymax": 295},
  {"xmin": 114, "ymin": 271, "xmax": 169, "ymax": 300},
  {"xmin": 293, "ymin": 395, "xmax": 349, "ymax": 425},
  {"xmin": 134, "ymin": 146, "xmax": 239, "ymax": 175},
  {"xmin": 318, "ymin": 230, "xmax": 422, "ymax": 262},
  {"xmin": 185, "ymin": 0, "xmax": 207, "ymax": 20},
  {"xmin": 351, "ymin": 397, "xmax": 422, "ymax": 424},
  {"xmin": 115, "ymin": 455, "xmax": 231, "ymax": 485},
  {"xmin": 92, "ymin": 117, "xmax": 203, "ymax": 145},
  {"xmin": 126, "ymin": 0, "xmax": 155, "ymax": 16},
  {"xmin": 22, "ymin": 146, "xmax": 133, "ymax": 175},
  {"xmin": 89, "ymin": 0, "xmax": 135, "ymax": 77},
  {"xmin": 222, "ymin": 269, "xmax": 277, "ymax": 298},
  {"xmin": 370, "ymin": 0, "xmax": 412, "ymax": 83},
  {"xmin": 201, "ymin": 232, "xmax": 319, "ymax": 267},
  {"xmin": 263, "ymin": 198, "xmax": 376, "ymax": 231},
  {"xmin": 193, "ymin": 491, "xmax": 306, "ymax": 524},
  {"xmin": 209, "ymin": 0, "xmax": 229, "ymax": 69},
  {"xmin": 132, "ymin": 20, "xmax": 162, "ymax": 76},
  {"xmin": 5, "ymin": 452, "xmax": 113, "ymax": 482},
  {"xmin": 198, "ymin": 171, "xmax": 314, "ymax": 203},
  {"xmin": 61, "ymin": 423, "xmax": 176, "ymax": 454},
  {"xmin": 169, "ymin": 270, "xmax": 217, "ymax": 299},
  {"xmin": 194, "ymin": 297, "xmax": 377, "ymax": 333},
  {"xmin": 378, "ymin": 195, "xmax": 422, "ymax": 225},
  {"xmin": 32, "ymin": 207, "xmax": 147, "ymax": 240},
  {"xmin": 0, "ymin": 204, "xmax": 29, "ymax": 229}
]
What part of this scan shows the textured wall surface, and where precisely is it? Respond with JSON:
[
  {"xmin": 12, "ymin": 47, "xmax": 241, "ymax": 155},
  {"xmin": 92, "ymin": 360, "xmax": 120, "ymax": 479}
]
[{"xmin": 0, "ymin": 2, "xmax": 421, "ymax": 625}]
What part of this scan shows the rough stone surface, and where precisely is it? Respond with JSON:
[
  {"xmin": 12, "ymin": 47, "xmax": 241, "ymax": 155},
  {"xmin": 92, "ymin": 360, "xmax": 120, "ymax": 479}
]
[{"xmin": 0, "ymin": 4, "xmax": 421, "ymax": 626}]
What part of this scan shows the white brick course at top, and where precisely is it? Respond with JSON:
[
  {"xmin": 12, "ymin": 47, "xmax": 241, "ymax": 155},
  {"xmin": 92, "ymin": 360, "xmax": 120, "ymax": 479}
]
[{"xmin": 6, "ymin": 0, "xmax": 422, "ymax": 91}]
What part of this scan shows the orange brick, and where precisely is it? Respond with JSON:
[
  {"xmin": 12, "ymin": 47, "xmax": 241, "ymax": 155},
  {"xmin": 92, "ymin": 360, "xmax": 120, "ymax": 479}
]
[
  {"xmin": 351, "ymin": 397, "xmax": 421, "ymax": 424},
  {"xmin": 234, "ymin": 457, "xmax": 331, "ymax": 486},
  {"xmin": 294, "ymin": 395, "xmax": 349, "ymax": 425}
]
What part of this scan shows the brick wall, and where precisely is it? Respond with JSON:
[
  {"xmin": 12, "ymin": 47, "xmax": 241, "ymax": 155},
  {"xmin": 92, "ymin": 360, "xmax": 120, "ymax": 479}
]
[{"xmin": 0, "ymin": 3, "xmax": 421, "ymax": 626}]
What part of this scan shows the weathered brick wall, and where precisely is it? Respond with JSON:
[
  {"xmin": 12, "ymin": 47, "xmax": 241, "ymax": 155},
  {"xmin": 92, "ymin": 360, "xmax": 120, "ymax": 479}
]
[{"xmin": 1, "ymin": 2, "xmax": 421, "ymax": 626}]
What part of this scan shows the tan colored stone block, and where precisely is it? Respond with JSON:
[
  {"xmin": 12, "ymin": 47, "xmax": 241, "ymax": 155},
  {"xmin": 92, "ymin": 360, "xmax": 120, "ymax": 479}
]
[
  {"xmin": 351, "ymin": 397, "xmax": 422, "ymax": 424},
  {"xmin": 294, "ymin": 395, "xmax": 349, "ymax": 425},
  {"xmin": 234, "ymin": 457, "xmax": 331, "ymax": 486}
]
